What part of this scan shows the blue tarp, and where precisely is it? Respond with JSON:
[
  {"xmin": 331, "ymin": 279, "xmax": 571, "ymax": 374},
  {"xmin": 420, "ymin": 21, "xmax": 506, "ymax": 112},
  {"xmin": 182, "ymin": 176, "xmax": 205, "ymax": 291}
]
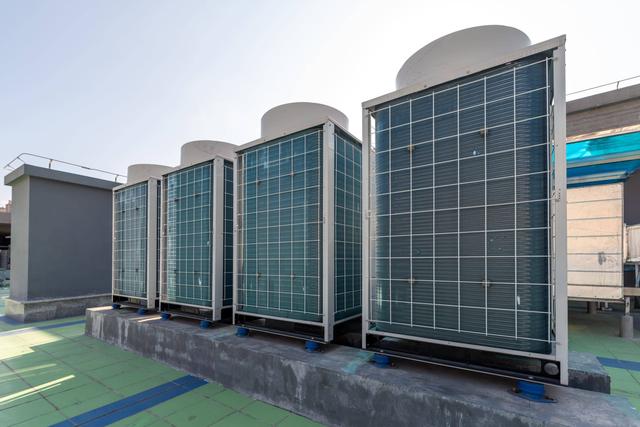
[{"xmin": 566, "ymin": 131, "xmax": 640, "ymax": 186}]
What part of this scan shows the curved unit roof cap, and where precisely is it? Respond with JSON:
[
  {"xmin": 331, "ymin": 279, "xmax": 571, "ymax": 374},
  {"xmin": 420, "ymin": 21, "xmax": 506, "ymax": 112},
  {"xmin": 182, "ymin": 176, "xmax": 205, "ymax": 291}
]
[
  {"xmin": 396, "ymin": 25, "xmax": 531, "ymax": 90},
  {"xmin": 180, "ymin": 140, "xmax": 236, "ymax": 166},
  {"xmin": 261, "ymin": 102, "xmax": 349, "ymax": 141},
  {"xmin": 126, "ymin": 164, "xmax": 172, "ymax": 184}
]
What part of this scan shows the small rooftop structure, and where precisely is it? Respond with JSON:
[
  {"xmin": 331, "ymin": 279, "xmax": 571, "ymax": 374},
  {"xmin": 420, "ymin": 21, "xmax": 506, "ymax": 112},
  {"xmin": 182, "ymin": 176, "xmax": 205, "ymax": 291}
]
[{"xmin": 3, "ymin": 164, "xmax": 117, "ymax": 321}]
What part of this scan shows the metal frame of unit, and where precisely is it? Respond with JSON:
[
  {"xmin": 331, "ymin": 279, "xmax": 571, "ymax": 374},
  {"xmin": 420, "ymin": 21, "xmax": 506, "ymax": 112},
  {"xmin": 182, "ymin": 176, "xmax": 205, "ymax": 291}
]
[
  {"xmin": 159, "ymin": 155, "xmax": 235, "ymax": 322},
  {"xmin": 112, "ymin": 177, "xmax": 161, "ymax": 310},
  {"xmin": 233, "ymin": 120, "xmax": 362, "ymax": 343},
  {"xmin": 361, "ymin": 36, "xmax": 569, "ymax": 385}
]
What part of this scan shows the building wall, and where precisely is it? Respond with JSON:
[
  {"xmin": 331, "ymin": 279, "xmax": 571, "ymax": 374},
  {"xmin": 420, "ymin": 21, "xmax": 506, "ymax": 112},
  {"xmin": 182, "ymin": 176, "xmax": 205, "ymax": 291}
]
[
  {"xmin": 567, "ymin": 84, "xmax": 640, "ymax": 137},
  {"xmin": 25, "ymin": 176, "xmax": 113, "ymax": 299},
  {"xmin": 567, "ymin": 98, "xmax": 640, "ymax": 137}
]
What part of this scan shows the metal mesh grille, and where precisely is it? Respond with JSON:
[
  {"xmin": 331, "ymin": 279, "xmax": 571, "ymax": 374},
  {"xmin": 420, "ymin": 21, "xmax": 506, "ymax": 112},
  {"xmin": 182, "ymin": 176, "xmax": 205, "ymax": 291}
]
[
  {"xmin": 368, "ymin": 53, "xmax": 554, "ymax": 353},
  {"xmin": 113, "ymin": 182, "xmax": 148, "ymax": 298},
  {"xmin": 165, "ymin": 162, "xmax": 213, "ymax": 307},
  {"xmin": 334, "ymin": 129, "xmax": 363, "ymax": 321},
  {"xmin": 237, "ymin": 128, "xmax": 323, "ymax": 322}
]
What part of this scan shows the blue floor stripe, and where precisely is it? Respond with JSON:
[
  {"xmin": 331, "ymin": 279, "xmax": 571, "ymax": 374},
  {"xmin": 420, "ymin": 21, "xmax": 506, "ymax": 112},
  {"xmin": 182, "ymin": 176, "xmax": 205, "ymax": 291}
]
[
  {"xmin": 50, "ymin": 375, "xmax": 207, "ymax": 427},
  {"xmin": 0, "ymin": 319, "xmax": 85, "ymax": 337},
  {"xmin": 598, "ymin": 356, "xmax": 640, "ymax": 372}
]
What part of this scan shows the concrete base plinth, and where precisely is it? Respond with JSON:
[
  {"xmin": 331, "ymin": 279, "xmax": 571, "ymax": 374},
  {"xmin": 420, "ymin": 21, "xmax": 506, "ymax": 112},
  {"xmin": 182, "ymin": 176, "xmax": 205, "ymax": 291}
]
[
  {"xmin": 620, "ymin": 315, "xmax": 634, "ymax": 339},
  {"xmin": 568, "ymin": 351, "xmax": 611, "ymax": 394},
  {"xmin": 6, "ymin": 294, "xmax": 111, "ymax": 322},
  {"xmin": 85, "ymin": 308, "xmax": 639, "ymax": 427}
]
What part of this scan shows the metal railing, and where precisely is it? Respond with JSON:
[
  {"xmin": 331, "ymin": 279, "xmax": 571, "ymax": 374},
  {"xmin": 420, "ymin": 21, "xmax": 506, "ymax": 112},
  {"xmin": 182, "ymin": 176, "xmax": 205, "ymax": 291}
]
[
  {"xmin": 567, "ymin": 74, "xmax": 640, "ymax": 101},
  {"xmin": 4, "ymin": 153, "xmax": 126, "ymax": 183}
]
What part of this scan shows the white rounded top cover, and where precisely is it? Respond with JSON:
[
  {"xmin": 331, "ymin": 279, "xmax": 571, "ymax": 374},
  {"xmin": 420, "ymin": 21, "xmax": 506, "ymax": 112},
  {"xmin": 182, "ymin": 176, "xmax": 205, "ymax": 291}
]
[
  {"xmin": 180, "ymin": 140, "xmax": 236, "ymax": 166},
  {"xmin": 396, "ymin": 25, "xmax": 531, "ymax": 90},
  {"xmin": 261, "ymin": 102, "xmax": 348, "ymax": 141},
  {"xmin": 126, "ymin": 164, "xmax": 172, "ymax": 184}
]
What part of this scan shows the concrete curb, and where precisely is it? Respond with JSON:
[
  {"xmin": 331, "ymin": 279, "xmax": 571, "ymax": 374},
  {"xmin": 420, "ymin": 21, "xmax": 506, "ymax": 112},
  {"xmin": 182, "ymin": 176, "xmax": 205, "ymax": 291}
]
[{"xmin": 86, "ymin": 308, "xmax": 640, "ymax": 427}]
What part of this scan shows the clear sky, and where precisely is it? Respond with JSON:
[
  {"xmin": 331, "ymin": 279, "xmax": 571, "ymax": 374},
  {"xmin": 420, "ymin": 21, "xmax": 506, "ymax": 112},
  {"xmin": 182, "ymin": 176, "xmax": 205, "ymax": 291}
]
[{"xmin": 1, "ymin": 0, "xmax": 639, "ymax": 204}]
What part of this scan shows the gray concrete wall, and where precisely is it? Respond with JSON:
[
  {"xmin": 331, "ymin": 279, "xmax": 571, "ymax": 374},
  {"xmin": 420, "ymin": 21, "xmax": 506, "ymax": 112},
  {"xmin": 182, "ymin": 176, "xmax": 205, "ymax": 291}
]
[
  {"xmin": 567, "ymin": 84, "xmax": 640, "ymax": 137},
  {"xmin": 8, "ymin": 175, "xmax": 29, "ymax": 300},
  {"xmin": 5, "ymin": 165, "xmax": 117, "ymax": 301},
  {"xmin": 26, "ymin": 176, "xmax": 113, "ymax": 298}
]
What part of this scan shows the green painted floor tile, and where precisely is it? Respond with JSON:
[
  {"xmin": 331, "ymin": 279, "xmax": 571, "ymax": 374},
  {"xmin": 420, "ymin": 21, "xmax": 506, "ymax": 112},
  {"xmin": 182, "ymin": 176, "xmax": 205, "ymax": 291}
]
[
  {"xmin": 212, "ymin": 412, "xmax": 270, "ymax": 427},
  {"xmin": 191, "ymin": 381, "xmax": 224, "ymax": 399},
  {"xmin": 0, "ymin": 361, "xmax": 14, "ymax": 375},
  {"xmin": 46, "ymin": 382, "xmax": 111, "ymax": 409},
  {"xmin": 14, "ymin": 331, "xmax": 63, "ymax": 347},
  {"xmin": 43, "ymin": 343, "xmax": 90, "ymax": 359},
  {"xmin": 606, "ymin": 368, "xmax": 640, "ymax": 395},
  {"xmin": 115, "ymin": 372, "xmax": 184, "ymax": 397},
  {"xmin": 0, "ymin": 390, "xmax": 41, "ymax": 412},
  {"xmin": 0, "ymin": 347, "xmax": 34, "ymax": 361},
  {"xmin": 277, "ymin": 414, "xmax": 324, "ymax": 427},
  {"xmin": 73, "ymin": 355, "xmax": 124, "ymax": 372},
  {"xmin": 87, "ymin": 360, "xmax": 137, "ymax": 381},
  {"xmin": 0, "ymin": 377, "xmax": 30, "ymax": 397},
  {"xmin": 145, "ymin": 419, "xmax": 173, "ymax": 427},
  {"xmin": 128, "ymin": 360, "xmax": 178, "ymax": 377},
  {"xmin": 164, "ymin": 399, "xmax": 234, "ymax": 426},
  {"xmin": 213, "ymin": 389, "xmax": 254, "ymax": 410},
  {"xmin": 0, "ymin": 368, "xmax": 20, "ymax": 386},
  {"xmin": 19, "ymin": 366, "xmax": 76, "ymax": 388},
  {"xmin": 610, "ymin": 352, "xmax": 640, "ymax": 362},
  {"xmin": 2, "ymin": 352, "xmax": 51, "ymax": 370},
  {"xmin": 77, "ymin": 338, "xmax": 114, "ymax": 350},
  {"xmin": 0, "ymin": 372, "xmax": 21, "ymax": 386},
  {"xmin": 149, "ymin": 391, "xmax": 206, "ymax": 418},
  {"xmin": 59, "ymin": 391, "xmax": 122, "ymax": 418},
  {"xmin": 110, "ymin": 411, "xmax": 162, "ymax": 427},
  {"xmin": 0, "ymin": 396, "xmax": 57, "ymax": 426},
  {"xmin": 242, "ymin": 400, "xmax": 290, "ymax": 425},
  {"xmin": 11, "ymin": 410, "xmax": 66, "ymax": 427},
  {"xmin": 38, "ymin": 373, "xmax": 94, "ymax": 397},
  {"xmin": 100, "ymin": 370, "xmax": 161, "ymax": 391},
  {"xmin": 604, "ymin": 342, "xmax": 640, "ymax": 352},
  {"xmin": 68, "ymin": 334, "xmax": 96, "ymax": 343},
  {"xmin": 99, "ymin": 347, "xmax": 140, "ymax": 358},
  {"xmin": 56, "ymin": 350, "xmax": 102, "ymax": 366},
  {"xmin": 51, "ymin": 325, "xmax": 86, "ymax": 337}
]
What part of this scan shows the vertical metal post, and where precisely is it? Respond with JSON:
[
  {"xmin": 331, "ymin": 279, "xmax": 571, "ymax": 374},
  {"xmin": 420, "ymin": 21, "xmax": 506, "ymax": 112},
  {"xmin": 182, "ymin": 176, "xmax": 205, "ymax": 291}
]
[
  {"xmin": 323, "ymin": 121, "xmax": 336, "ymax": 342},
  {"xmin": 111, "ymin": 188, "xmax": 117, "ymax": 303},
  {"xmin": 553, "ymin": 43, "xmax": 569, "ymax": 386},
  {"xmin": 159, "ymin": 175, "xmax": 167, "ymax": 312},
  {"xmin": 147, "ymin": 179, "xmax": 158, "ymax": 309},
  {"xmin": 232, "ymin": 154, "xmax": 241, "ymax": 325},
  {"xmin": 361, "ymin": 109, "xmax": 371, "ymax": 349},
  {"xmin": 213, "ymin": 158, "xmax": 225, "ymax": 321}
]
